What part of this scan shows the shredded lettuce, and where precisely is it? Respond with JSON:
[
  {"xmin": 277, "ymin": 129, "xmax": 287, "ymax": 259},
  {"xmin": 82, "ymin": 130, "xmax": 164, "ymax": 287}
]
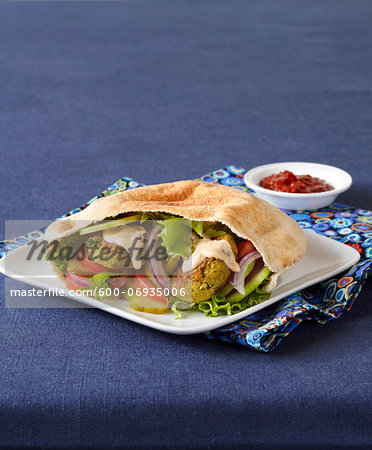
[{"xmin": 157, "ymin": 218, "xmax": 192, "ymax": 258}]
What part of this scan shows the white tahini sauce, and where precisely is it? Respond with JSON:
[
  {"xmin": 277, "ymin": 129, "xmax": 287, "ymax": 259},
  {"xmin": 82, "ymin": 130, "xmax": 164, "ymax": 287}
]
[
  {"xmin": 182, "ymin": 238, "xmax": 240, "ymax": 273},
  {"xmin": 102, "ymin": 225, "xmax": 146, "ymax": 270}
]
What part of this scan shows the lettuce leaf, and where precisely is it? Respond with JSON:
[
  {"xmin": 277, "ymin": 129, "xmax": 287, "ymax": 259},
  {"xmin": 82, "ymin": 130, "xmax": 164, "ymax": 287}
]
[
  {"xmin": 194, "ymin": 294, "xmax": 243, "ymax": 316},
  {"xmin": 83, "ymin": 272, "xmax": 125, "ymax": 300},
  {"xmin": 157, "ymin": 218, "xmax": 192, "ymax": 258},
  {"xmin": 191, "ymin": 222, "xmax": 227, "ymax": 238},
  {"xmin": 171, "ymin": 300, "xmax": 193, "ymax": 319},
  {"xmin": 202, "ymin": 227, "xmax": 227, "ymax": 238},
  {"xmin": 140, "ymin": 212, "xmax": 181, "ymax": 222},
  {"xmin": 45, "ymin": 234, "xmax": 84, "ymax": 274},
  {"xmin": 141, "ymin": 212, "xmax": 165, "ymax": 222},
  {"xmin": 86, "ymin": 273, "xmax": 110, "ymax": 299},
  {"xmin": 172, "ymin": 271, "xmax": 272, "ymax": 318},
  {"xmin": 191, "ymin": 221, "xmax": 204, "ymax": 236},
  {"xmin": 193, "ymin": 285, "xmax": 271, "ymax": 317}
]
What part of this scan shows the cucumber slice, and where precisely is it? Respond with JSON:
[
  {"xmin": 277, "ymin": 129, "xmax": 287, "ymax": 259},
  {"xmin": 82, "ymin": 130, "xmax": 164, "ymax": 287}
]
[
  {"xmin": 228, "ymin": 266, "xmax": 270, "ymax": 304},
  {"xmin": 219, "ymin": 282, "xmax": 234, "ymax": 296},
  {"xmin": 80, "ymin": 214, "xmax": 141, "ymax": 236},
  {"xmin": 218, "ymin": 262, "xmax": 255, "ymax": 296}
]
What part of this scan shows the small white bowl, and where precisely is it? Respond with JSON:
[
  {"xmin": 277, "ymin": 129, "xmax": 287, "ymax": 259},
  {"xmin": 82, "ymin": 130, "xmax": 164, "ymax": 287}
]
[{"xmin": 244, "ymin": 162, "xmax": 352, "ymax": 210}]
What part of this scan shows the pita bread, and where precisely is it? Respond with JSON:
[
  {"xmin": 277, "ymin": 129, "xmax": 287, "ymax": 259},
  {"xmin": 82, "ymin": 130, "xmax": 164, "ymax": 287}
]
[{"xmin": 45, "ymin": 180, "xmax": 307, "ymax": 286}]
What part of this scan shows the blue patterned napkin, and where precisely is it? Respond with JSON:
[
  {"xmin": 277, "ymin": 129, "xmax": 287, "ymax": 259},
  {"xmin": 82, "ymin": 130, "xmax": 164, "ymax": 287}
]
[{"xmin": 1, "ymin": 166, "xmax": 371, "ymax": 352}]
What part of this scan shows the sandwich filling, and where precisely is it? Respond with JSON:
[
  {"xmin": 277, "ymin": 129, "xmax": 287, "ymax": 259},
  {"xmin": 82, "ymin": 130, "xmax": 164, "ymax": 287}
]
[{"xmin": 45, "ymin": 212, "xmax": 272, "ymax": 317}]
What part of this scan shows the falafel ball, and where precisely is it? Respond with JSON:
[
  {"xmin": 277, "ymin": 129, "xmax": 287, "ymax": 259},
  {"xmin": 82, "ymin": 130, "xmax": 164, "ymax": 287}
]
[{"xmin": 172, "ymin": 233, "xmax": 238, "ymax": 303}]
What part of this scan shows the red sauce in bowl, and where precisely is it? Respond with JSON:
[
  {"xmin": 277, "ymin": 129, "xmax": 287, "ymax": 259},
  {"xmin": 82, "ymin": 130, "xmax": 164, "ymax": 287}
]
[{"xmin": 260, "ymin": 170, "xmax": 333, "ymax": 194}]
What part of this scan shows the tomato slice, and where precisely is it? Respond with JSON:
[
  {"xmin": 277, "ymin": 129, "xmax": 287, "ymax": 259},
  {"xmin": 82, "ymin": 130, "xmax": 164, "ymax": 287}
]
[
  {"xmin": 78, "ymin": 249, "xmax": 114, "ymax": 274},
  {"xmin": 65, "ymin": 277, "xmax": 84, "ymax": 292},
  {"xmin": 109, "ymin": 276, "xmax": 128, "ymax": 290},
  {"xmin": 133, "ymin": 275, "xmax": 168, "ymax": 304},
  {"xmin": 237, "ymin": 240, "xmax": 255, "ymax": 260},
  {"xmin": 66, "ymin": 258, "xmax": 95, "ymax": 276}
]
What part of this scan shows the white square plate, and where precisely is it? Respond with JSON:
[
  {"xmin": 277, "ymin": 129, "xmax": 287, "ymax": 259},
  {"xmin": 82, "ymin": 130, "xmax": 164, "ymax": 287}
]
[{"xmin": 0, "ymin": 230, "xmax": 360, "ymax": 334}]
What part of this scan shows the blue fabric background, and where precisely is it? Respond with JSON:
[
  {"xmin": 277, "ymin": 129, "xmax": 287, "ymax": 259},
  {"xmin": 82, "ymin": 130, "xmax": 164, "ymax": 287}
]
[{"xmin": 0, "ymin": 1, "xmax": 371, "ymax": 448}]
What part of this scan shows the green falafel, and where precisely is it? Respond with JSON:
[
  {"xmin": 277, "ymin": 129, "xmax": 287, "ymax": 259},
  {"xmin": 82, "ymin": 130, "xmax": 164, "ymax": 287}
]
[{"xmin": 172, "ymin": 233, "xmax": 238, "ymax": 303}]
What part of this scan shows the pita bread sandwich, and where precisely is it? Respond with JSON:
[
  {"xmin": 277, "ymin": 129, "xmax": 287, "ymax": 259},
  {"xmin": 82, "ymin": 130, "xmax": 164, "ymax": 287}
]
[{"xmin": 44, "ymin": 180, "xmax": 306, "ymax": 317}]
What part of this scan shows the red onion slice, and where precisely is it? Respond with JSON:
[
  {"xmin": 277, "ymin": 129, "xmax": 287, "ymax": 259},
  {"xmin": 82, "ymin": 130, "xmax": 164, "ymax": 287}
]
[
  {"xmin": 227, "ymin": 257, "xmax": 264, "ymax": 300},
  {"xmin": 230, "ymin": 251, "xmax": 261, "ymax": 294},
  {"xmin": 147, "ymin": 226, "xmax": 171, "ymax": 290},
  {"xmin": 244, "ymin": 257, "xmax": 263, "ymax": 283},
  {"xmin": 65, "ymin": 271, "xmax": 91, "ymax": 288}
]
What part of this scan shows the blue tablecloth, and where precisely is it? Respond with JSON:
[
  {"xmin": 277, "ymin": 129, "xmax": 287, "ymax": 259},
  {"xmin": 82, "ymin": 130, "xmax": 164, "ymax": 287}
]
[{"xmin": 0, "ymin": 1, "xmax": 371, "ymax": 448}]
